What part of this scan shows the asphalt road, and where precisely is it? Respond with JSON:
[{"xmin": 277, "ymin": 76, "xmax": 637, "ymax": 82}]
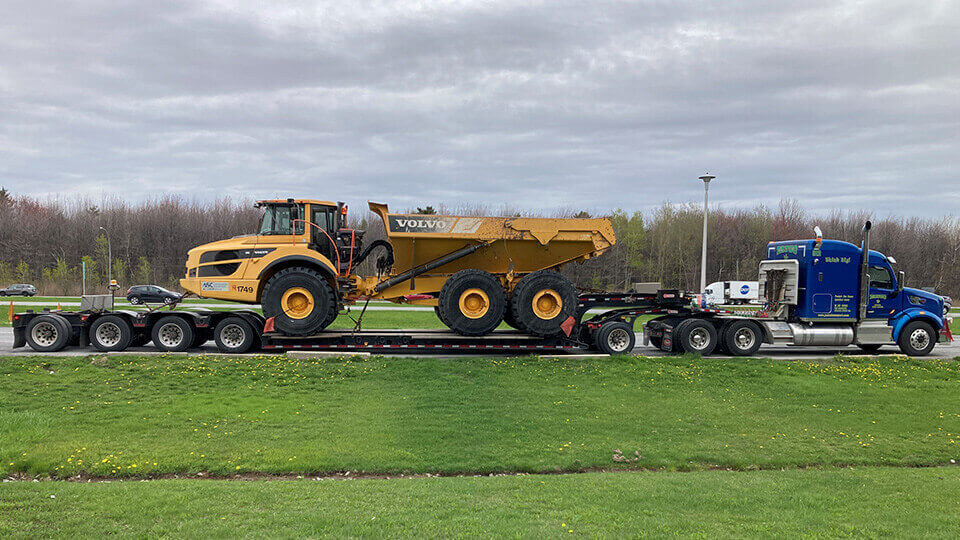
[{"xmin": 2, "ymin": 327, "xmax": 957, "ymax": 360}]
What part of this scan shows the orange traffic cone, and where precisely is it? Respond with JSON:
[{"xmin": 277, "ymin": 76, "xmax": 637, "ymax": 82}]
[{"xmin": 57, "ymin": 301, "xmax": 62, "ymax": 311}]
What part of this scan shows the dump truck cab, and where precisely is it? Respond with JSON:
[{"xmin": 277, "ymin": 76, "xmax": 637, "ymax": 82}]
[{"xmin": 180, "ymin": 199, "xmax": 343, "ymax": 304}]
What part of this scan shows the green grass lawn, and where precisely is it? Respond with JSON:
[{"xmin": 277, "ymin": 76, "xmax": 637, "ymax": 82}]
[
  {"xmin": 3, "ymin": 353, "xmax": 960, "ymax": 479},
  {"xmin": 4, "ymin": 467, "xmax": 960, "ymax": 537}
]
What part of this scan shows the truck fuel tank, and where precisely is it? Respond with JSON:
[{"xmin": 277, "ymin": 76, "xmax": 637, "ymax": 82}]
[{"xmin": 787, "ymin": 323, "xmax": 854, "ymax": 346}]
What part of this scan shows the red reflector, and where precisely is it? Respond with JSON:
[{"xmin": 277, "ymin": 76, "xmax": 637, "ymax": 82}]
[{"xmin": 560, "ymin": 316, "xmax": 575, "ymax": 337}]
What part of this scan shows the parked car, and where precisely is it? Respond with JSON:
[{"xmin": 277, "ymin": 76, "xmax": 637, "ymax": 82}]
[
  {"xmin": 126, "ymin": 285, "xmax": 183, "ymax": 305},
  {"xmin": 0, "ymin": 284, "xmax": 37, "ymax": 297}
]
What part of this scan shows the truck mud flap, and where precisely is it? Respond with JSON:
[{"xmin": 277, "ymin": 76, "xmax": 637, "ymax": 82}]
[
  {"xmin": 660, "ymin": 327, "xmax": 674, "ymax": 352},
  {"xmin": 12, "ymin": 326, "xmax": 25, "ymax": 348}
]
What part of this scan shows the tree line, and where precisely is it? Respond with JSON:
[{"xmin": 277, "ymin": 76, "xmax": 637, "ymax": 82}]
[{"xmin": 0, "ymin": 188, "xmax": 957, "ymax": 299}]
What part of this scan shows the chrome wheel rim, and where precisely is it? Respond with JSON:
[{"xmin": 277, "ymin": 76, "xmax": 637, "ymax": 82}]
[
  {"xmin": 220, "ymin": 324, "xmax": 245, "ymax": 348},
  {"xmin": 689, "ymin": 327, "xmax": 711, "ymax": 350},
  {"xmin": 31, "ymin": 321, "xmax": 58, "ymax": 347},
  {"xmin": 733, "ymin": 327, "xmax": 756, "ymax": 350},
  {"xmin": 909, "ymin": 328, "xmax": 930, "ymax": 351},
  {"xmin": 95, "ymin": 322, "xmax": 122, "ymax": 347},
  {"xmin": 607, "ymin": 328, "xmax": 631, "ymax": 353},
  {"xmin": 158, "ymin": 323, "xmax": 184, "ymax": 348}
]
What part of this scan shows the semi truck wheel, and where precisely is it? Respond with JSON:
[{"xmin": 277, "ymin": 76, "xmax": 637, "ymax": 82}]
[
  {"xmin": 89, "ymin": 315, "xmax": 133, "ymax": 352},
  {"xmin": 152, "ymin": 316, "xmax": 195, "ymax": 352},
  {"xmin": 721, "ymin": 320, "xmax": 762, "ymax": 356},
  {"xmin": 261, "ymin": 267, "xmax": 337, "ymax": 336},
  {"xmin": 438, "ymin": 269, "xmax": 506, "ymax": 336},
  {"xmin": 595, "ymin": 321, "xmax": 635, "ymax": 355},
  {"xmin": 214, "ymin": 316, "xmax": 257, "ymax": 354},
  {"xmin": 509, "ymin": 270, "xmax": 578, "ymax": 336},
  {"xmin": 897, "ymin": 320, "xmax": 937, "ymax": 356},
  {"xmin": 24, "ymin": 314, "xmax": 72, "ymax": 352},
  {"xmin": 677, "ymin": 319, "xmax": 718, "ymax": 355}
]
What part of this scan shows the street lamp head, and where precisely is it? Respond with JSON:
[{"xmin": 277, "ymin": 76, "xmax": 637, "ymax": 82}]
[{"xmin": 699, "ymin": 174, "xmax": 715, "ymax": 184}]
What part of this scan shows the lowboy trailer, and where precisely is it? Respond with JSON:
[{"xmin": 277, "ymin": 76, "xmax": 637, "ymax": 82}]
[{"xmin": 11, "ymin": 290, "xmax": 693, "ymax": 356}]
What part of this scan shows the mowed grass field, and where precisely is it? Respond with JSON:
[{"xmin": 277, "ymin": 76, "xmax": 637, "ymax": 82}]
[
  {"xmin": 3, "ymin": 352, "xmax": 960, "ymax": 536},
  {"xmin": 4, "ymin": 468, "xmax": 960, "ymax": 537},
  {"xmin": 5, "ymin": 351, "xmax": 960, "ymax": 536}
]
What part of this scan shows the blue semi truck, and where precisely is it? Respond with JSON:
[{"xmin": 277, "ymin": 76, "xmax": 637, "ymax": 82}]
[{"xmin": 645, "ymin": 221, "xmax": 953, "ymax": 356}]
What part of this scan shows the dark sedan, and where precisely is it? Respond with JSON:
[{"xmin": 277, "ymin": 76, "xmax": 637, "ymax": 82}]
[{"xmin": 126, "ymin": 285, "xmax": 182, "ymax": 305}]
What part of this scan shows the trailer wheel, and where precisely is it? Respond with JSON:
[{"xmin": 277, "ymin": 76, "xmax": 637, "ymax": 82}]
[
  {"xmin": 595, "ymin": 321, "xmax": 635, "ymax": 355},
  {"xmin": 438, "ymin": 269, "xmax": 507, "ymax": 336},
  {"xmin": 24, "ymin": 314, "xmax": 72, "ymax": 352},
  {"xmin": 261, "ymin": 267, "xmax": 337, "ymax": 336},
  {"xmin": 897, "ymin": 320, "xmax": 937, "ymax": 356},
  {"xmin": 89, "ymin": 315, "xmax": 133, "ymax": 352},
  {"xmin": 677, "ymin": 319, "xmax": 718, "ymax": 355},
  {"xmin": 152, "ymin": 316, "xmax": 195, "ymax": 352},
  {"xmin": 721, "ymin": 320, "xmax": 762, "ymax": 356},
  {"xmin": 509, "ymin": 270, "xmax": 578, "ymax": 336},
  {"xmin": 214, "ymin": 317, "xmax": 256, "ymax": 354}
]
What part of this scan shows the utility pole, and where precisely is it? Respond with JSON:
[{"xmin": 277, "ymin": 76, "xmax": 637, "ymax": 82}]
[{"xmin": 699, "ymin": 174, "xmax": 715, "ymax": 293}]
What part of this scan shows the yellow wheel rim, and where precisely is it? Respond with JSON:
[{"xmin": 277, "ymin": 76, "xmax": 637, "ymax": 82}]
[
  {"xmin": 531, "ymin": 289, "xmax": 562, "ymax": 319},
  {"xmin": 281, "ymin": 287, "xmax": 314, "ymax": 320},
  {"xmin": 458, "ymin": 288, "xmax": 490, "ymax": 319}
]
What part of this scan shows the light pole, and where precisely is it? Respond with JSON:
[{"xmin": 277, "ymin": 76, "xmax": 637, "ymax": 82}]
[
  {"xmin": 699, "ymin": 174, "xmax": 715, "ymax": 293},
  {"xmin": 98, "ymin": 226, "xmax": 112, "ymax": 291}
]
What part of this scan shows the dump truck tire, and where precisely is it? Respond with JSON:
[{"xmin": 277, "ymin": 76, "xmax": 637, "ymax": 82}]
[
  {"xmin": 502, "ymin": 302, "xmax": 522, "ymax": 331},
  {"xmin": 510, "ymin": 270, "xmax": 578, "ymax": 336},
  {"xmin": 438, "ymin": 269, "xmax": 506, "ymax": 336},
  {"xmin": 261, "ymin": 267, "xmax": 337, "ymax": 336}
]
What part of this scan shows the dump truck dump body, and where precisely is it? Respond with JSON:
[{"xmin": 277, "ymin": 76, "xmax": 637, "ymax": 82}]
[{"xmin": 366, "ymin": 202, "xmax": 616, "ymax": 299}]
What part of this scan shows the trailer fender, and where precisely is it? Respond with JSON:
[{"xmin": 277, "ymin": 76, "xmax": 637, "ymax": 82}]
[{"xmin": 890, "ymin": 309, "xmax": 943, "ymax": 342}]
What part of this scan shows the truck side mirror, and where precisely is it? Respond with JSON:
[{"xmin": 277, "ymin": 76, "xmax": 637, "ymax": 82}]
[{"xmin": 897, "ymin": 271, "xmax": 905, "ymax": 294}]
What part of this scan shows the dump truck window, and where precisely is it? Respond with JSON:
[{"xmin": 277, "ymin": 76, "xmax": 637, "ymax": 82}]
[
  {"xmin": 259, "ymin": 205, "xmax": 304, "ymax": 235},
  {"xmin": 868, "ymin": 265, "xmax": 893, "ymax": 289}
]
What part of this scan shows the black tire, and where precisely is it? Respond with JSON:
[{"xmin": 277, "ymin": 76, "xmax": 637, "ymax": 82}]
[
  {"xmin": 502, "ymin": 302, "xmax": 522, "ymax": 331},
  {"xmin": 214, "ymin": 317, "xmax": 256, "ymax": 354},
  {"xmin": 897, "ymin": 320, "xmax": 937, "ymax": 356},
  {"xmin": 595, "ymin": 321, "xmax": 636, "ymax": 355},
  {"xmin": 89, "ymin": 315, "xmax": 133, "ymax": 352},
  {"xmin": 721, "ymin": 320, "xmax": 762, "ymax": 356},
  {"xmin": 857, "ymin": 344, "xmax": 883, "ymax": 354},
  {"xmin": 261, "ymin": 267, "xmax": 337, "ymax": 336},
  {"xmin": 151, "ymin": 316, "xmax": 195, "ymax": 352},
  {"xmin": 128, "ymin": 296, "xmax": 141, "ymax": 305},
  {"xmin": 677, "ymin": 319, "xmax": 719, "ymax": 355},
  {"xmin": 510, "ymin": 270, "xmax": 578, "ymax": 336},
  {"xmin": 434, "ymin": 305, "xmax": 448, "ymax": 326},
  {"xmin": 438, "ymin": 269, "xmax": 507, "ymax": 336},
  {"xmin": 24, "ymin": 314, "xmax": 71, "ymax": 352}
]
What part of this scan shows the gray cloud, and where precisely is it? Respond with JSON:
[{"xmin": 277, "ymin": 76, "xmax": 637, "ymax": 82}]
[{"xmin": 2, "ymin": 0, "xmax": 959, "ymax": 216}]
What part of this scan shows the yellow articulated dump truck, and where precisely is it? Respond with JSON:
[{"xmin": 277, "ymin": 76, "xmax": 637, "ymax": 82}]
[{"xmin": 180, "ymin": 199, "xmax": 616, "ymax": 337}]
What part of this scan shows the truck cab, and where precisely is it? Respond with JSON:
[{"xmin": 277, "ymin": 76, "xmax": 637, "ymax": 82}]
[{"xmin": 761, "ymin": 223, "xmax": 948, "ymax": 355}]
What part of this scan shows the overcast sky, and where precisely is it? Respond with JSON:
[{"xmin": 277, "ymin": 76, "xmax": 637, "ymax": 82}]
[{"xmin": 2, "ymin": 0, "xmax": 959, "ymax": 216}]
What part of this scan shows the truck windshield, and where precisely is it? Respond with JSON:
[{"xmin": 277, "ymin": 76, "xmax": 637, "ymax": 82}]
[{"xmin": 258, "ymin": 204, "xmax": 304, "ymax": 235}]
